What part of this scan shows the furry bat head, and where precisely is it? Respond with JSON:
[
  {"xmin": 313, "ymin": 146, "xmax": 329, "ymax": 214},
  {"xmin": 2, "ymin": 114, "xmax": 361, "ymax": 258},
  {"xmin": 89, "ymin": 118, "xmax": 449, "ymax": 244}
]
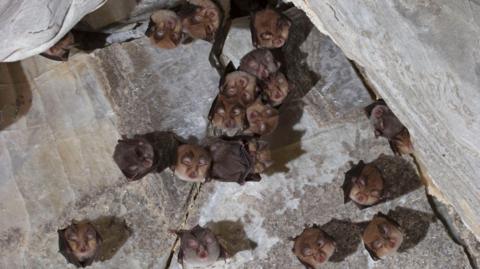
[
  {"xmin": 40, "ymin": 32, "xmax": 75, "ymax": 61},
  {"xmin": 113, "ymin": 136, "xmax": 155, "ymax": 181},
  {"xmin": 220, "ymin": 71, "xmax": 259, "ymax": 107},
  {"xmin": 251, "ymin": 8, "xmax": 291, "ymax": 49},
  {"xmin": 146, "ymin": 10, "xmax": 184, "ymax": 49},
  {"xmin": 245, "ymin": 98, "xmax": 279, "ymax": 136},
  {"xmin": 178, "ymin": 0, "xmax": 223, "ymax": 42},
  {"xmin": 292, "ymin": 226, "xmax": 336, "ymax": 269},
  {"xmin": 209, "ymin": 94, "xmax": 247, "ymax": 137},
  {"xmin": 246, "ymin": 139, "xmax": 273, "ymax": 173},
  {"xmin": 176, "ymin": 225, "xmax": 226, "ymax": 267},
  {"xmin": 365, "ymin": 99, "xmax": 405, "ymax": 140},
  {"xmin": 342, "ymin": 161, "xmax": 385, "ymax": 208},
  {"xmin": 261, "ymin": 71, "xmax": 290, "ymax": 106},
  {"xmin": 390, "ymin": 128, "xmax": 414, "ymax": 155},
  {"xmin": 173, "ymin": 144, "xmax": 212, "ymax": 183},
  {"xmin": 59, "ymin": 222, "xmax": 102, "ymax": 267},
  {"xmin": 239, "ymin": 48, "xmax": 281, "ymax": 80},
  {"xmin": 362, "ymin": 213, "xmax": 404, "ymax": 260}
]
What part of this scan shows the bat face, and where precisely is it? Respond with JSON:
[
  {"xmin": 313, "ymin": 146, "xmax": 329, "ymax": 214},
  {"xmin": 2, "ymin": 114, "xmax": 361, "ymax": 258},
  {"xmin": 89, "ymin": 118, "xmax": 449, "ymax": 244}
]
[
  {"xmin": 247, "ymin": 139, "xmax": 273, "ymax": 173},
  {"xmin": 41, "ymin": 32, "xmax": 75, "ymax": 61},
  {"xmin": 363, "ymin": 215, "xmax": 403, "ymax": 259},
  {"xmin": 293, "ymin": 227, "xmax": 336, "ymax": 269},
  {"xmin": 210, "ymin": 95, "xmax": 247, "ymax": 137},
  {"xmin": 220, "ymin": 71, "xmax": 258, "ymax": 106},
  {"xmin": 174, "ymin": 144, "xmax": 211, "ymax": 183},
  {"xmin": 179, "ymin": 225, "xmax": 221, "ymax": 267},
  {"xmin": 181, "ymin": 0, "xmax": 221, "ymax": 41},
  {"xmin": 113, "ymin": 137, "xmax": 155, "ymax": 180},
  {"xmin": 239, "ymin": 49, "xmax": 280, "ymax": 80},
  {"xmin": 245, "ymin": 98, "xmax": 279, "ymax": 136},
  {"xmin": 391, "ymin": 128, "xmax": 414, "ymax": 155},
  {"xmin": 252, "ymin": 8, "xmax": 291, "ymax": 49},
  {"xmin": 147, "ymin": 10, "xmax": 183, "ymax": 49},
  {"xmin": 349, "ymin": 164, "xmax": 384, "ymax": 206},
  {"xmin": 64, "ymin": 223, "xmax": 101, "ymax": 265},
  {"xmin": 369, "ymin": 104, "xmax": 405, "ymax": 140},
  {"xmin": 263, "ymin": 72, "xmax": 290, "ymax": 106}
]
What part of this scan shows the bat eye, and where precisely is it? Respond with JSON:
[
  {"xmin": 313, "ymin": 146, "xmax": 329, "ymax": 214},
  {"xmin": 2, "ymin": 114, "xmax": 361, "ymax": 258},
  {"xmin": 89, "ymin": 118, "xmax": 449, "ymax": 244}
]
[
  {"xmin": 372, "ymin": 239, "xmax": 384, "ymax": 250},
  {"xmin": 182, "ymin": 157, "xmax": 192, "ymax": 166},
  {"xmin": 205, "ymin": 9, "xmax": 217, "ymax": 19},
  {"xmin": 216, "ymin": 108, "xmax": 225, "ymax": 115},
  {"xmin": 259, "ymin": 123, "xmax": 267, "ymax": 133},
  {"xmin": 243, "ymin": 92, "xmax": 251, "ymax": 101},
  {"xmin": 302, "ymin": 247, "xmax": 313, "ymax": 256},
  {"xmin": 357, "ymin": 177, "xmax": 366, "ymax": 186},
  {"xmin": 187, "ymin": 239, "xmax": 198, "ymax": 248},
  {"xmin": 317, "ymin": 238, "xmax": 325, "ymax": 247},
  {"xmin": 250, "ymin": 111, "xmax": 259, "ymax": 119},
  {"xmin": 249, "ymin": 61, "xmax": 258, "ymax": 69},
  {"xmin": 233, "ymin": 108, "xmax": 241, "ymax": 115},
  {"xmin": 261, "ymin": 32, "xmax": 273, "ymax": 40},
  {"xmin": 379, "ymin": 224, "xmax": 390, "ymax": 236},
  {"xmin": 278, "ymin": 77, "xmax": 285, "ymax": 83},
  {"xmin": 129, "ymin": 165, "xmax": 138, "ymax": 171},
  {"xmin": 204, "ymin": 235, "xmax": 214, "ymax": 244},
  {"xmin": 265, "ymin": 109, "xmax": 273, "ymax": 116},
  {"xmin": 237, "ymin": 77, "xmax": 247, "ymax": 87},
  {"xmin": 198, "ymin": 157, "xmax": 209, "ymax": 166},
  {"xmin": 370, "ymin": 190, "xmax": 380, "ymax": 198}
]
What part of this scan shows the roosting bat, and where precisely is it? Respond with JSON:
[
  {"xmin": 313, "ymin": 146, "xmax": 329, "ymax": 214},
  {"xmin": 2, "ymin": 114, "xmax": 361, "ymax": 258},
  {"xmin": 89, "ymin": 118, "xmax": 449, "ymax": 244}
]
[
  {"xmin": 390, "ymin": 127, "xmax": 414, "ymax": 155},
  {"xmin": 206, "ymin": 137, "xmax": 272, "ymax": 184},
  {"xmin": 58, "ymin": 222, "xmax": 102, "ymax": 267},
  {"xmin": 239, "ymin": 48, "xmax": 281, "ymax": 80},
  {"xmin": 219, "ymin": 70, "xmax": 259, "ymax": 107},
  {"xmin": 292, "ymin": 226, "xmax": 336, "ymax": 269},
  {"xmin": 40, "ymin": 32, "xmax": 75, "ymax": 61},
  {"xmin": 362, "ymin": 213, "xmax": 404, "ymax": 260},
  {"xmin": 250, "ymin": 8, "xmax": 291, "ymax": 49},
  {"xmin": 245, "ymin": 98, "xmax": 279, "ymax": 136},
  {"xmin": 208, "ymin": 94, "xmax": 247, "ymax": 137},
  {"xmin": 113, "ymin": 131, "xmax": 180, "ymax": 181},
  {"xmin": 145, "ymin": 10, "xmax": 184, "ymax": 49},
  {"xmin": 342, "ymin": 161, "xmax": 385, "ymax": 208},
  {"xmin": 174, "ymin": 225, "xmax": 226, "ymax": 268},
  {"xmin": 177, "ymin": 0, "xmax": 223, "ymax": 42},
  {"xmin": 172, "ymin": 144, "xmax": 212, "ymax": 183},
  {"xmin": 261, "ymin": 71, "xmax": 290, "ymax": 106}
]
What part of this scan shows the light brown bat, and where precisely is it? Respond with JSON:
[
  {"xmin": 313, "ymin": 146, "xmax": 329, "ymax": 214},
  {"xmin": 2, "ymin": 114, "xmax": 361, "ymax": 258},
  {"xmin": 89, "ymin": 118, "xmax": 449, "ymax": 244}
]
[
  {"xmin": 145, "ymin": 10, "xmax": 184, "ymax": 49},
  {"xmin": 239, "ymin": 48, "xmax": 281, "ymax": 80},
  {"xmin": 251, "ymin": 8, "xmax": 291, "ymax": 49},
  {"xmin": 246, "ymin": 139, "xmax": 273, "ymax": 173},
  {"xmin": 245, "ymin": 98, "xmax": 279, "ymax": 136},
  {"xmin": 209, "ymin": 94, "xmax": 247, "ymax": 137},
  {"xmin": 292, "ymin": 226, "xmax": 336, "ymax": 269},
  {"xmin": 220, "ymin": 71, "xmax": 259, "ymax": 107},
  {"xmin": 262, "ymin": 71, "xmax": 290, "ymax": 106},
  {"xmin": 343, "ymin": 161, "xmax": 385, "ymax": 207},
  {"xmin": 59, "ymin": 222, "xmax": 102, "ymax": 267},
  {"xmin": 173, "ymin": 144, "xmax": 212, "ymax": 183},
  {"xmin": 179, "ymin": 0, "xmax": 222, "ymax": 42},
  {"xmin": 390, "ymin": 128, "xmax": 414, "ymax": 155},
  {"xmin": 40, "ymin": 32, "xmax": 75, "ymax": 61},
  {"xmin": 362, "ymin": 213, "xmax": 404, "ymax": 260}
]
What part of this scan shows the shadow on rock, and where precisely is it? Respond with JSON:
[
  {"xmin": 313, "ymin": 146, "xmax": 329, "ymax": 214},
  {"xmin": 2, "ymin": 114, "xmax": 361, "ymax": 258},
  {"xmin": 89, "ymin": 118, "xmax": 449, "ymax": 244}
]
[
  {"xmin": 206, "ymin": 219, "xmax": 257, "ymax": 256},
  {"xmin": 320, "ymin": 219, "xmax": 363, "ymax": 262}
]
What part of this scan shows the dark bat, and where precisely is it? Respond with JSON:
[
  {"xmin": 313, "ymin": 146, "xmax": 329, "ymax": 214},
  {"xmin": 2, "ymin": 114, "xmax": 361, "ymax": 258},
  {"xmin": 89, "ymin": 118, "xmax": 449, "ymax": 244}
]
[
  {"xmin": 239, "ymin": 48, "xmax": 281, "ymax": 80},
  {"xmin": 174, "ymin": 225, "xmax": 226, "ymax": 268},
  {"xmin": 219, "ymin": 70, "xmax": 259, "ymax": 107},
  {"xmin": 208, "ymin": 94, "xmax": 247, "ymax": 137},
  {"xmin": 292, "ymin": 226, "xmax": 336, "ymax": 269},
  {"xmin": 145, "ymin": 10, "xmax": 184, "ymax": 49},
  {"xmin": 177, "ymin": 0, "xmax": 223, "ymax": 42},
  {"xmin": 362, "ymin": 213, "xmax": 404, "ymax": 260},
  {"xmin": 342, "ymin": 161, "xmax": 385, "ymax": 208},
  {"xmin": 250, "ymin": 8, "xmax": 291, "ymax": 49},
  {"xmin": 245, "ymin": 98, "xmax": 279, "ymax": 136},
  {"xmin": 390, "ymin": 128, "xmax": 414, "ymax": 155},
  {"xmin": 261, "ymin": 71, "xmax": 290, "ymax": 106},
  {"xmin": 172, "ymin": 144, "xmax": 212, "ymax": 183},
  {"xmin": 246, "ymin": 138, "xmax": 273, "ymax": 173},
  {"xmin": 113, "ymin": 131, "xmax": 180, "ymax": 181},
  {"xmin": 58, "ymin": 222, "xmax": 102, "ymax": 267}
]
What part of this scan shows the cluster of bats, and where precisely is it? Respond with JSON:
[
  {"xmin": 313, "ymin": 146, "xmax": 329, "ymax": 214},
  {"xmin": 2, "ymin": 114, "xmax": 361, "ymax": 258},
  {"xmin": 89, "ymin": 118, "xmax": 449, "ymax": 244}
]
[{"xmin": 46, "ymin": 0, "xmax": 416, "ymax": 268}]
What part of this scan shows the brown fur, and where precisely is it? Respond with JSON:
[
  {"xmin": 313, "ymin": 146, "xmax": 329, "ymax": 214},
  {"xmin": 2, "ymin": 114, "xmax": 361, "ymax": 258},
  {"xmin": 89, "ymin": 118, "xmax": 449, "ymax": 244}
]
[
  {"xmin": 239, "ymin": 49, "xmax": 280, "ymax": 80},
  {"xmin": 59, "ymin": 222, "xmax": 102, "ymax": 267},
  {"xmin": 220, "ymin": 71, "xmax": 259, "ymax": 107},
  {"xmin": 173, "ymin": 144, "xmax": 212, "ymax": 183},
  {"xmin": 262, "ymin": 71, "xmax": 290, "ymax": 106},
  {"xmin": 251, "ymin": 8, "xmax": 291, "ymax": 49},
  {"xmin": 362, "ymin": 214, "xmax": 404, "ymax": 259},
  {"xmin": 180, "ymin": 0, "xmax": 221, "ymax": 41},
  {"xmin": 292, "ymin": 226, "xmax": 336, "ymax": 269},
  {"xmin": 209, "ymin": 94, "xmax": 247, "ymax": 137},
  {"xmin": 146, "ymin": 10, "xmax": 183, "ymax": 49},
  {"xmin": 245, "ymin": 98, "xmax": 279, "ymax": 136}
]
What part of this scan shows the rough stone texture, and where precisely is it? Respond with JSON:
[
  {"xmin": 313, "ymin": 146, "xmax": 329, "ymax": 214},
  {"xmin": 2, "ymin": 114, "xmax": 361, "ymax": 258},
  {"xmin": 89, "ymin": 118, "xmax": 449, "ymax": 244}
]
[{"xmin": 288, "ymin": 0, "xmax": 480, "ymax": 240}]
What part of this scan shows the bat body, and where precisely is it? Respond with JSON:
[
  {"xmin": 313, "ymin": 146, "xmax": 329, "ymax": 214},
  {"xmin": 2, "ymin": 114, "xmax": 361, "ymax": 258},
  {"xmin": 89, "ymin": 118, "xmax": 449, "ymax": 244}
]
[
  {"xmin": 239, "ymin": 49, "xmax": 281, "ymax": 80},
  {"xmin": 245, "ymin": 98, "xmax": 279, "ymax": 136},
  {"xmin": 220, "ymin": 71, "xmax": 259, "ymax": 107},
  {"xmin": 145, "ymin": 10, "xmax": 184, "ymax": 49},
  {"xmin": 176, "ymin": 225, "xmax": 225, "ymax": 268},
  {"xmin": 113, "ymin": 131, "xmax": 180, "ymax": 181},
  {"xmin": 209, "ymin": 94, "xmax": 247, "ymax": 137},
  {"xmin": 173, "ymin": 144, "xmax": 212, "ymax": 183},
  {"xmin": 342, "ymin": 161, "xmax": 385, "ymax": 208},
  {"xmin": 250, "ymin": 8, "xmax": 291, "ymax": 49},
  {"xmin": 58, "ymin": 222, "xmax": 102, "ymax": 267},
  {"xmin": 362, "ymin": 213, "xmax": 404, "ymax": 260},
  {"xmin": 261, "ymin": 71, "xmax": 290, "ymax": 106},
  {"xmin": 41, "ymin": 30, "xmax": 109, "ymax": 61},
  {"xmin": 292, "ymin": 226, "xmax": 336, "ymax": 269}
]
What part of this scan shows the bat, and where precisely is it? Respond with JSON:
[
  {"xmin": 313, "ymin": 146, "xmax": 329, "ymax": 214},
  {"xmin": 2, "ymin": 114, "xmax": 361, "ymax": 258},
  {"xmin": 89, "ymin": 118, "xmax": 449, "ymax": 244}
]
[
  {"xmin": 208, "ymin": 94, "xmax": 247, "ymax": 137},
  {"xmin": 390, "ymin": 128, "xmax": 414, "ymax": 155},
  {"xmin": 207, "ymin": 137, "xmax": 270, "ymax": 184},
  {"xmin": 342, "ymin": 161, "xmax": 385, "ymax": 208},
  {"xmin": 250, "ymin": 8, "xmax": 291, "ymax": 49},
  {"xmin": 239, "ymin": 48, "xmax": 281, "ymax": 80},
  {"xmin": 261, "ymin": 71, "xmax": 290, "ymax": 106},
  {"xmin": 173, "ymin": 144, "xmax": 212, "ymax": 183},
  {"xmin": 219, "ymin": 70, "xmax": 259, "ymax": 107},
  {"xmin": 174, "ymin": 225, "xmax": 226, "ymax": 268},
  {"xmin": 245, "ymin": 98, "xmax": 279, "ymax": 136},
  {"xmin": 145, "ymin": 10, "xmax": 184, "ymax": 49},
  {"xmin": 177, "ymin": 0, "xmax": 223, "ymax": 42},
  {"xmin": 292, "ymin": 226, "xmax": 336, "ymax": 269},
  {"xmin": 113, "ymin": 131, "xmax": 180, "ymax": 181},
  {"xmin": 362, "ymin": 213, "xmax": 404, "ymax": 260},
  {"xmin": 40, "ymin": 32, "xmax": 75, "ymax": 61},
  {"xmin": 58, "ymin": 222, "xmax": 102, "ymax": 267}
]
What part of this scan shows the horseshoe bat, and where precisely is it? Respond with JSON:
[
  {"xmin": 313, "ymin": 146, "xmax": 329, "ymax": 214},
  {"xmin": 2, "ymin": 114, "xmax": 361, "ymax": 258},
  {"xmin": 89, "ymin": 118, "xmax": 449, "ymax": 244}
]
[
  {"xmin": 208, "ymin": 94, "xmax": 247, "ymax": 137},
  {"xmin": 342, "ymin": 161, "xmax": 386, "ymax": 208},
  {"xmin": 219, "ymin": 70, "xmax": 259, "ymax": 107},
  {"xmin": 58, "ymin": 222, "xmax": 102, "ymax": 267},
  {"xmin": 145, "ymin": 10, "xmax": 184, "ymax": 49},
  {"xmin": 261, "ymin": 71, "xmax": 291, "ymax": 106},
  {"xmin": 239, "ymin": 48, "xmax": 281, "ymax": 80},
  {"xmin": 250, "ymin": 8, "xmax": 291, "ymax": 49},
  {"xmin": 362, "ymin": 213, "xmax": 404, "ymax": 260},
  {"xmin": 177, "ymin": 0, "xmax": 224, "ymax": 42},
  {"xmin": 292, "ymin": 226, "xmax": 336, "ymax": 269},
  {"xmin": 244, "ymin": 98, "xmax": 279, "ymax": 136},
  {"xmin": 172, "ymin": 143, "xmax": 212, "ymax": 183}
]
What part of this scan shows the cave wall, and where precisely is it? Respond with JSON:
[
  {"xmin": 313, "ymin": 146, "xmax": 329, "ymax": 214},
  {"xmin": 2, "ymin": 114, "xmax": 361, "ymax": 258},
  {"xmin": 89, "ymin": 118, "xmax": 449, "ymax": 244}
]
[{"xmin": 289, "ymin": 0, "xmax": 480, "ymax": 238}]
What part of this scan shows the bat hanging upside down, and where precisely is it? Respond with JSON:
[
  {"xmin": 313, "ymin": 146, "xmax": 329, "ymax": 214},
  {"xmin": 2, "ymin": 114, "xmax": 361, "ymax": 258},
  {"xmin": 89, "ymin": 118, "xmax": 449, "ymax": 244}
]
[
  {"xmin": 250, "ymin": 8, "xmax": 291, "ymax": 49},
  {"xmin": 58, "ymin": 222, "xmax": 102, "ymax": 267},
  {"xmin": 292, "ymin": 226, "xmax": 336, "ymax": 269},
  {"xmin": 342, "ymin": 160, "xmax": 386, "ymax": 208},
  {"xmin": 362, "ymin": 213, "xmax": 404, "ymax": 260}
]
